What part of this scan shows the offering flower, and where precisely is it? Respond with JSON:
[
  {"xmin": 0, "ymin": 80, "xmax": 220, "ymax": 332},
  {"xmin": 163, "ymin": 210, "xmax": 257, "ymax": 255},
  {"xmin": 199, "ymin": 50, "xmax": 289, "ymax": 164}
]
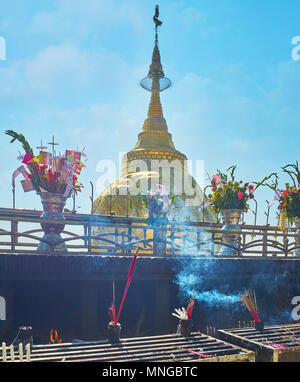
[
  {"xmin": 204, "ymin": 166, "xmax": 257, "ymax": 214},
  {"xmin": 139, "ymin": 184, "xmax": 176, "ymax": 225}
]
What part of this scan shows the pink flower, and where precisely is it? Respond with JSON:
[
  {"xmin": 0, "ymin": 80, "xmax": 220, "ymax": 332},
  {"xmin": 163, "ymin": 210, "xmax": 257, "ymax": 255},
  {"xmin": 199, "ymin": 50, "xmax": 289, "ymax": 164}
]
[
  {"xmin": 22, "ymin": 153, "xmax": 34, "ymax": 166},
  {"xmin": 212, "ymin": 175, "xmax": 221, "ymax": 183},
  {"xmin": 238, "ymin": 192, "xmax": 244, "ymax": 200}
]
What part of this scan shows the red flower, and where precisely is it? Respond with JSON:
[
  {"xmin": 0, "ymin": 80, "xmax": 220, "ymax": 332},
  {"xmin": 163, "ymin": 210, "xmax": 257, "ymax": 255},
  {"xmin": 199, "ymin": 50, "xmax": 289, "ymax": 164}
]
[
  {"xmin": 22, "ymin": 153, "xmax": 34, "ymax": 166},
  {"xmin": 238, "ymin": 192, "xmax": 244, "ymax": 200},
  {"xmin": 248, "ymin": 185, "xmax": 254, "ymax": 191},
  {"xmin": 48, "ymin": 170, "xmax": 55, "ymax": 181},
  {"xmin": 245, "ymin": 183, "xmax": 249, "ymax": 187}
]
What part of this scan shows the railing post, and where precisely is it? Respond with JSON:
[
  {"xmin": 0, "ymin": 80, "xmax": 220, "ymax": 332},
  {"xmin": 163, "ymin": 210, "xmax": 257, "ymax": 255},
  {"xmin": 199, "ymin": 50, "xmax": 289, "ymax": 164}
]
[
  {"xmin": 182, "ymin": 231, "xmax": 187, "ymax": 255},
  {"xmin": 121, "ymin": 231, "xmax": 125, "ymax": 254},
  {"xmin": 143, "ymin": 227, "xmax": 147, "ymax": 249},
  {"xmin": 114, "ymin": 224, "xmax": 118, "ymax": 252},
  {"xmin": 87, "ymin": 225, "xmax": 91, "ymax": 253},
  {"xmin": 284, "ymin": 236, "xmax": 289, "ymax": 257},
  {"xmin": 262, "ymin": 231, "xmax": 268, "ymax": 257},
  {"xmin": 83, "ymin": 225, "xmax": 88, "ymax": 247},
  {"xmin": 50, "ymin": 228, "xmax": 55, "ymax": 252},
  {"xmin": 11, "ymin": 221, "xmax": 18, "ymax": 252},
  {"xmin": 170, "ymin": 223, "xmax": 175, "ymax": 256},
  {"xmin": 128, "ymin": 221, "xmax": 132, "ymax": 254},
  {"xmin": 153, "ymin": 225, "xmax": 167, "ymax": 256}
]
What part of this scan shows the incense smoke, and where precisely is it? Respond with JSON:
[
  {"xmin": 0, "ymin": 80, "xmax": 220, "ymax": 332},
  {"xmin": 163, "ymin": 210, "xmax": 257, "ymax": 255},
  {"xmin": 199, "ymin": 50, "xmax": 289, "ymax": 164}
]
[
  {"xmin": 172, "ymin": 252, "xmax": 298, "ymax": 327},
  {"xmin": 176, "ymin": 269, "xmax": 241, "ymax": 308}
]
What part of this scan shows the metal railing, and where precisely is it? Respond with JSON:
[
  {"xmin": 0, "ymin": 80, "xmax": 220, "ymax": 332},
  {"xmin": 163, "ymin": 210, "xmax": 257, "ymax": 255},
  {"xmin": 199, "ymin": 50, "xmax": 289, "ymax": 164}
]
[{"xmin": 0, "ymin": 208, "xmax": 299, "ymax": 258}]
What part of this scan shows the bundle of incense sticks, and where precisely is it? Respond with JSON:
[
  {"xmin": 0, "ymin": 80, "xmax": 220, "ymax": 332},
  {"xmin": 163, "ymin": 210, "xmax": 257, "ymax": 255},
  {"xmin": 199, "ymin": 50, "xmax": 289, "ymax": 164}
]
[
  {"xmin": 240, "ymin": 289, "xmax": 260, "ymax": 323},
  {"xmin": 108, "ymin": 248, "xmax": 139, "ymax": 325},
  {"xmin": 172, "ymin": 286, "xmax": 195, "ymax": 321}
]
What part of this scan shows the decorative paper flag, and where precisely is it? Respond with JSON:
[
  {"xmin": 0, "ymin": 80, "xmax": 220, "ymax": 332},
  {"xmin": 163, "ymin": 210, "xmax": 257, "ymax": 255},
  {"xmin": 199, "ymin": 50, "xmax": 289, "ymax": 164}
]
[
  {"xmin": 12, "ymin": 165, "xmax": 31, "ymax": 186},
  {"xmin": 66, "ymin": 150, "xmax": 81, "ymax": 164},
  {"xmin": 21, "ymin": 178, "xmax": 34, "ymax": 192},
  {"xmin": 38, "ymin": 151, "xmax": 51, "ymax": 165},
  {"xmin": 74, "ymin": 162, "xmax": 85, "ymax": 175}
]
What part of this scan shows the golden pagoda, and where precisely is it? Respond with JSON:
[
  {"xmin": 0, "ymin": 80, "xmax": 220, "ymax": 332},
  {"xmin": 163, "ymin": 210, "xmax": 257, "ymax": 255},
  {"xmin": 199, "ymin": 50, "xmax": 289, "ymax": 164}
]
[{"xmin": 93, "ymin": 6, "xmax": 215, "ymax": 223}]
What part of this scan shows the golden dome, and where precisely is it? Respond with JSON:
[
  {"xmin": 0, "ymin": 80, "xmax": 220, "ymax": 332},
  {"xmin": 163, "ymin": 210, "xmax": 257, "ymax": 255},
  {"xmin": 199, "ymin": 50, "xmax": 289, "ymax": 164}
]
[{"xmin": 93, "ymin": 170, "xmax": 216, "ymax": 222}]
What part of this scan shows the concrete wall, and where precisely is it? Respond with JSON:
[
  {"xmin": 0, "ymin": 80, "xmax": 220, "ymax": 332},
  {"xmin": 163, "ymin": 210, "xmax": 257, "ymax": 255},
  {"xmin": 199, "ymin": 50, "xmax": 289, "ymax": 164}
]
[{"xmin": 0, "ymin": 254, "xmax": 299, "ymax": 344}]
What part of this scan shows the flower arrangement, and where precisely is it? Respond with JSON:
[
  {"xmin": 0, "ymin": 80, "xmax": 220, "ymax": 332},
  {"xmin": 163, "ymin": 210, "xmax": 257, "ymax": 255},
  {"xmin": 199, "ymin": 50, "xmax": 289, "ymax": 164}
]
[
  {"xmin": 205, "ymin": 166, "xmax": 255, "ymax": 214},
  {"xmin": 271, "ymin": 162, "xmax": 300, "ymax": 229},
  {"xmin": 6, "ymin": 130, "xmax": 86, "ymax": 197},
  {"xmin": 139, "ymin": 184, "xmax": 175, "ymax": 225}
]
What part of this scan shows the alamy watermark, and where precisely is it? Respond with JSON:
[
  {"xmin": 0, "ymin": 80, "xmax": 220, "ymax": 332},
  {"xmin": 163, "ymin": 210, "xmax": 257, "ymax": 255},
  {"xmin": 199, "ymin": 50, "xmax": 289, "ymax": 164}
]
[
  {"xmin": 292, "ymin": 296, "xmax": 300, "ymax": 320},
  {"xmin": 292, "ymin": 36, "xmax": 300, "ymax": 61},
  {"xmin": 0, "ymin": 36, "xmax": 6, "ymax": 61},
  {"xmin": 0, "ymin": 296, "xmax": 6, "ymax": 320}
]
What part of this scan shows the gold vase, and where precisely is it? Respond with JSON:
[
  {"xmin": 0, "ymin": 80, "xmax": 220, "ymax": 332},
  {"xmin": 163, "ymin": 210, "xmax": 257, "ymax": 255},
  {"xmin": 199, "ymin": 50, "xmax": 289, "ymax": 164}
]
[
  {"xmin": 37, "ymin": 192, "xmax": 69, "ymax": 252},
  {"xmin": 219, "ymin": 209, "xmax": 243, "ymax": 256}
]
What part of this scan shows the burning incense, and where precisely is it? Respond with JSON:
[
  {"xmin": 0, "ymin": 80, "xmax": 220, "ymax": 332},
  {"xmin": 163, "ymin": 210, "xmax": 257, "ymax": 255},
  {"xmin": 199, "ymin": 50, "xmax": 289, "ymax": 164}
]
[
  {"xmin": 114, "ymin": 248, "xmax": 139, "ymax": 325},
  {"xmin": 240, "ymin": 289, "xmax": 260, "ymax": 323},
  {"xmin": 172, "ymin": 285, "xmax": 196, "ymax": 321}
]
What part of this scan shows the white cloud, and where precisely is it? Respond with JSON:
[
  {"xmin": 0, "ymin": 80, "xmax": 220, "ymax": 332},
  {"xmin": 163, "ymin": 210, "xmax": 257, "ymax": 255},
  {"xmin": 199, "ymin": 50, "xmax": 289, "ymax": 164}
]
[
  {"xmin": 0, "ymin": 42, "xmax": 137, "ymax": 103},
  {"xmin": 29, "ymin": 0, "xmax": 145, "ymax": 39}
]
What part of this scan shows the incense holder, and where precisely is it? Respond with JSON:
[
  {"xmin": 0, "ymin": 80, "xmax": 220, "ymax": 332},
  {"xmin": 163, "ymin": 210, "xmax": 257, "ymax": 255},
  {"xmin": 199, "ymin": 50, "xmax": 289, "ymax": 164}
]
[
  {"xmin": 255, "ymin": 320, "xmax": 264, "ymax": 332},
  {"xmin": 219, "ymin": 209, "xmax": 242, "ymax": 256},
  {"xmin": 108, "ymin": 322, "xmax": 122, "ymax": 343},
  {"xmin": 177, "ymin": 319, "xmax": 193, "ymax": 337},
  {"xmin": 37, "ymin": 192, "xmax": 68, "ymax": 252}
]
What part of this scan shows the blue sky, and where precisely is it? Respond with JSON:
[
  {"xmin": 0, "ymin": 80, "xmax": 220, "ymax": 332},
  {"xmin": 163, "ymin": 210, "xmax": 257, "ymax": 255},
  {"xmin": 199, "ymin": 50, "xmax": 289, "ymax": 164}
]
[{"xmin": 1, "ymin": 0, "xmax": 300, "ymax": 225}]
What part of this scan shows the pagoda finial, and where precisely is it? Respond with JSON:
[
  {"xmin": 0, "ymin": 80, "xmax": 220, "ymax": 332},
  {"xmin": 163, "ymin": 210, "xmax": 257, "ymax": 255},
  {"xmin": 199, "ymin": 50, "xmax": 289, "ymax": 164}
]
[
  {"xmin": 140, "ymin": 5, "xmax": 171, "ymax": 92},
  {"xmin": 153, "ymin": 5, "xmax": 162, "ymax": 44}
]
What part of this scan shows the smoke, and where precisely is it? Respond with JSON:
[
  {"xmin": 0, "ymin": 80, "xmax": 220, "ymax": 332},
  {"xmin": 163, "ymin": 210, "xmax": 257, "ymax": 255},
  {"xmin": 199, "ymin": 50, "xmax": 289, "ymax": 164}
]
[{"xmin": 172, "ymin": 252, "xmax": 297, "ymax": 328}]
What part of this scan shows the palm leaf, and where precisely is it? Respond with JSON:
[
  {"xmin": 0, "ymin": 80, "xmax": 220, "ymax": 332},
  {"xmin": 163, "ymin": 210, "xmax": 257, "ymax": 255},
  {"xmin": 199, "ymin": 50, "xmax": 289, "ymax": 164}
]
[{"xmin": 5, "ymin": 130, "xmax": 33, "ymax": 155}]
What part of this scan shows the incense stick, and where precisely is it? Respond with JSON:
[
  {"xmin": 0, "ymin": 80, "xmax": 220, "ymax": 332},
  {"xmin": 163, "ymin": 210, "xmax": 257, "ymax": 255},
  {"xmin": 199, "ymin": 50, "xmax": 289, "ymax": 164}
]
[
  {"xmin": 115, "ymin": 248, "xmax": 139, "ymax": 324},
  {"xmin": 240, "ymin": 289, "xmax": 260, "ymax": 323}
]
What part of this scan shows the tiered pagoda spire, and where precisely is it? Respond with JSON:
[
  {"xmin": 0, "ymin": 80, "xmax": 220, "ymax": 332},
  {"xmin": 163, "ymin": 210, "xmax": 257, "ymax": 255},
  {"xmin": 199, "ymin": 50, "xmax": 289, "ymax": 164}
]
[{"xmin": 121, "ymin": 5, "xmax": 186, "ymax": 175}]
